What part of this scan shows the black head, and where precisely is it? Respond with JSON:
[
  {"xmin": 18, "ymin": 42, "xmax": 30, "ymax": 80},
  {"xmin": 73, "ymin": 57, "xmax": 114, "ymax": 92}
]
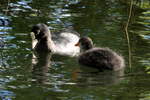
[
  {"xmin": 75, "ymin": 37, "xmax": 93, "ymax": 51},
  {"xmin": 31, "ymin": 24, "xmax": 51, "ymax": 40}
]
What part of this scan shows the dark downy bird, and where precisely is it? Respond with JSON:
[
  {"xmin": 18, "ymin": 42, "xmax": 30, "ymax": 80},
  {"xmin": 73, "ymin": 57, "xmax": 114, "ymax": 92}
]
[
  {"xmin": 75, "ymin": 37, "xmax": 125, "ymax": 71},
  {"xmin": 31, "ymin": 23, "xmax": 80, "ymax": 56}
]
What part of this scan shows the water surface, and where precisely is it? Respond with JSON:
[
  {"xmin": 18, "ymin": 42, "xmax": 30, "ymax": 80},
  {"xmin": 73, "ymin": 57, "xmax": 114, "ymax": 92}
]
[{"xmin": 0, "ymin": 0, "xmax": 150, "ymax": 100}]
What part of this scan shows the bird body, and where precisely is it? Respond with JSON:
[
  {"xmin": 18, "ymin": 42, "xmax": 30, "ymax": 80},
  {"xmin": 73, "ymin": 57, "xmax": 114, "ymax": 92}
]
[
  {"xmin": 31, "ymin": 24, "xmax": 80, "ymax": 56},
  {"xmin": 75, "ymin": 37, "xmax": 125, "ymax": 71}
]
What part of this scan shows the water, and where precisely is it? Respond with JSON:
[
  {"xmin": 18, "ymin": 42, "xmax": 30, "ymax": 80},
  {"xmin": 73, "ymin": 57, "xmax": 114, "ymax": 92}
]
[{"xmin": 0, "ymin": 0, "xmax": 150, "ymax": 100}]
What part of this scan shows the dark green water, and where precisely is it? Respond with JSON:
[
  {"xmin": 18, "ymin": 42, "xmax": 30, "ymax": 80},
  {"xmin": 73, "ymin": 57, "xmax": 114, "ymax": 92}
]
[{"xmin": 0, "ymin": 0, "xmax": 150, "ymax": 100}]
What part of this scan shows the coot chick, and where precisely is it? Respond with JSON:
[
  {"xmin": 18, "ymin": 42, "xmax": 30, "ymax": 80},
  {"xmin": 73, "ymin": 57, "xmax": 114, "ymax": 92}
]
[{"xmin": 75, "ymin": 37, "xmax": 125, "ymax": 71}]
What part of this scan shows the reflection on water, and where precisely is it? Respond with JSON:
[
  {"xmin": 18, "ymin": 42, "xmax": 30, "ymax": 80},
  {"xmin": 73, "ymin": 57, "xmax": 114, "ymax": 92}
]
[
  {"xmin": 31, "ymin": 51, "xmax": 51, "ymax": 84},
  {"xmin": 74, "ymin": 68, "xmax": 125, "ymax": 87},
  {"xmin": 0, "ymin": 0, "xmax": 150, "ymax": 100},
  {"xmin": 0, "ymin": 90, "xmax": 15, "ymax": 100},
  {"xmin": 0, "ymin": 75, "xmax": 15, "ymax": 100}
]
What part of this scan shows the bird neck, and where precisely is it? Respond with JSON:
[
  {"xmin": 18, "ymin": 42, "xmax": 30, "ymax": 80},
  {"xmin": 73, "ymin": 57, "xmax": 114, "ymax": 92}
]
[{"xmin": 81, "ymin": 44, "xmax": 93, "ymax": 52}]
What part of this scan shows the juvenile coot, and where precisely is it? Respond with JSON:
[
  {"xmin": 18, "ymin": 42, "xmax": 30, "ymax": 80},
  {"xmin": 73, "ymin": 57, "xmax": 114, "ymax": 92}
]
[{"xmin": 31, "ymin": 23, "xmax": 80, "ymax": 56}]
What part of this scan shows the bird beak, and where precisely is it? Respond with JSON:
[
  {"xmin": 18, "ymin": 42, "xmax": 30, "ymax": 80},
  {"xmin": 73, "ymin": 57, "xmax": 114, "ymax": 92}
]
[
  {"xmin": 30, "ymin": 32, "xmax": 36, "ymax": 40},
  {"xmin": 75, "ymin": 42, "xmax": 80, "ymax": 46}
]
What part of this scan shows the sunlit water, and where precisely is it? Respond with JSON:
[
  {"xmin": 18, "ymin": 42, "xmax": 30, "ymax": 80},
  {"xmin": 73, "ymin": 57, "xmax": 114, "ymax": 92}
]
[{"xmin": 0, "ymin": 0, "xmax": 150, "ymax": 100}]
